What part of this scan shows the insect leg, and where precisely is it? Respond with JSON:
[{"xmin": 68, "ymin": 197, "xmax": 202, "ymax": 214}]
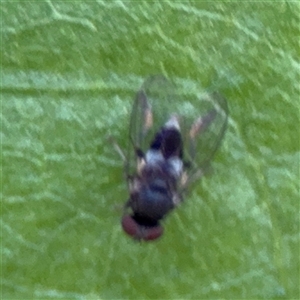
[
  {"xmin": 108, "ymin": 136, "xmax": 127, "ymax": 162},
  {"xmin": 134, "ymin": 90, "xmax": 153, "ymax": 142}
]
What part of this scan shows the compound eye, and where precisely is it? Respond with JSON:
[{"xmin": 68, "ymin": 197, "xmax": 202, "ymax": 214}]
[
  {"xmin": 121, "ymin": 215, "xmax": 163, "ymax": 241},
  {"xmin": 144, "ymin": 225, "xmax": 163, "ymax": 241},
  {"xmin": 121, "ymin": 215, "xmax": 139, "ymax": 237}
]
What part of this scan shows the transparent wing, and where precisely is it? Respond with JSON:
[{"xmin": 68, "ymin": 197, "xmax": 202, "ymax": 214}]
[
  {"xmin": 182, "ymin": 92, "xmax": 228, "ymax": 185},
  {"xmin": 126, "ymin": 75, "xmax": 176, "ymax": 176},
  {"xmin": 126, "ymin": 75, "xmax": 228, "ymax": 184}
]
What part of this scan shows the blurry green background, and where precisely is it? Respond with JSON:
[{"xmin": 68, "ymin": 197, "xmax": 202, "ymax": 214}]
[{"xmin": 1, "ymin": 1, "xmax": 299, "ymax": 299}]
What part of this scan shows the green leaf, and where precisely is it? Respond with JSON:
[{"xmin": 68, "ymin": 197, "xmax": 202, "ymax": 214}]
[{"xmin": 2, "ymin": 1, "xmax": 299, "ymax": 299}]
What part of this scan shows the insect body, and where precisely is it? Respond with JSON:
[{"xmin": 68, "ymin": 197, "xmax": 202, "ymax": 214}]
[{"xmin": 121, "ymin": 76, "xmax": 228, "ymax": 241}]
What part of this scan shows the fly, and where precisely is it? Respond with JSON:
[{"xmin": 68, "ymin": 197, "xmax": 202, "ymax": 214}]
[{"xmin": 118, "ymin": 75, "xmax": 228, "ymax": 241}]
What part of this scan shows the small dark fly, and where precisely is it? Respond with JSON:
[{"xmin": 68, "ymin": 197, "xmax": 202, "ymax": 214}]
[{"xmin": 119, "ymin": 75, "xmax": 228, "ymax": 241}]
